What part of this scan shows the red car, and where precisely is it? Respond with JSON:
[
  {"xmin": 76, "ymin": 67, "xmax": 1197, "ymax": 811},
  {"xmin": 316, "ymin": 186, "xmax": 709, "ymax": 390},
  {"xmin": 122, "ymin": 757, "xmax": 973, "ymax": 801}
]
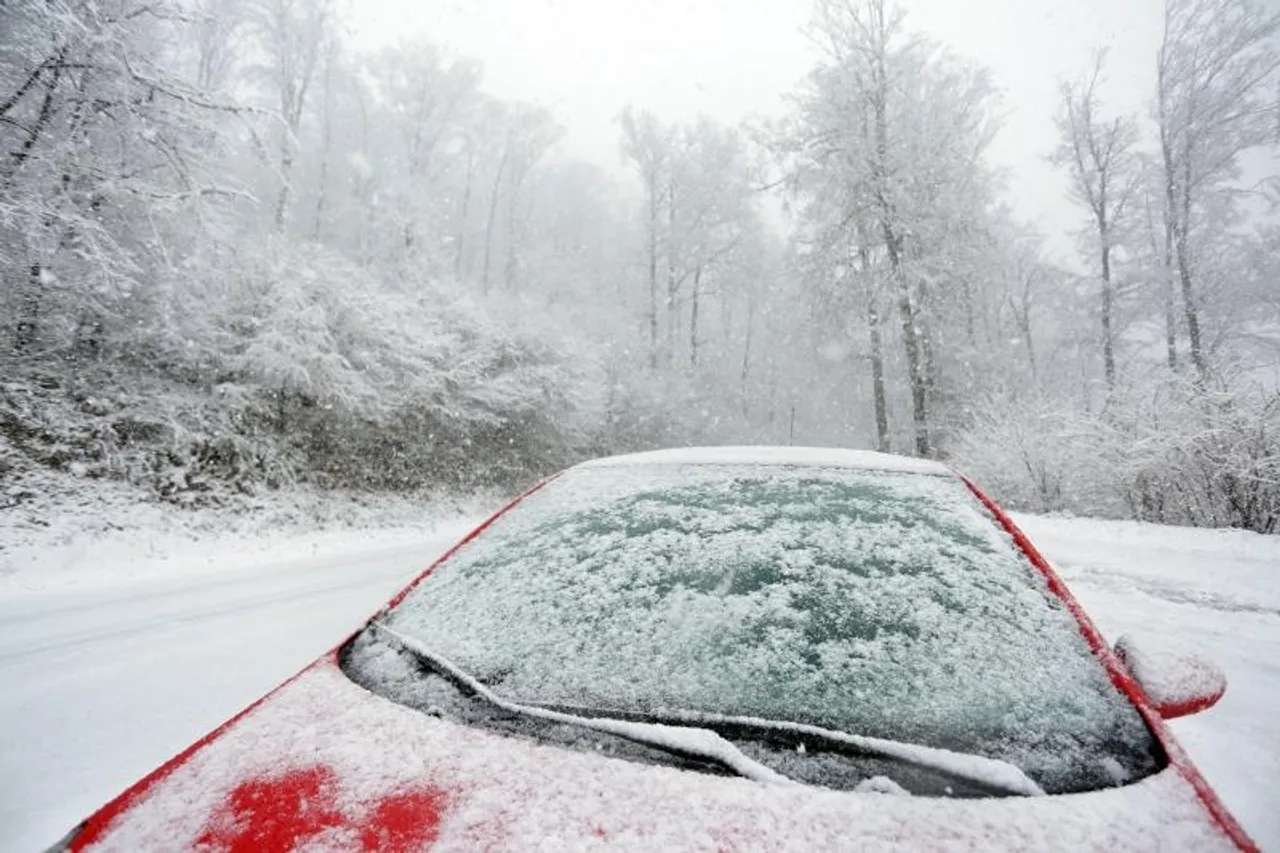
[{"xmin": 50, "ymin": 448, "xmax": 1256, "ymax": 852}]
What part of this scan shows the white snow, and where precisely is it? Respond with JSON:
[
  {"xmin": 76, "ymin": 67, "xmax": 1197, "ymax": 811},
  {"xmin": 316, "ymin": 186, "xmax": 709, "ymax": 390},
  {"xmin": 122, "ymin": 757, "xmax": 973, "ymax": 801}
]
[
  {"xmin": 0, "ymin": 506, "xmax": 1275, "ymax": 850},
  {"xmin": 0, "ymin": 467, "xmax": 496, "ymax": 596},
  {"xmin": 48, "ymin": 663, "xmax": 1239, "ymax": 852},
  {"xmin": 1013, "ymin": 512, "xmax": 1280, "ymax": 848},
  {"xmin": 1113, "ymin": 632, "xmax": 1228, "ymax": 714},
  {"xmin": 854, "ymin": 775, "xmax": 910, "ymax": 795},
  {"xmin": 374, "ymin": 624, "xmax": 795, "ymax": 787},
  {"xmin": 576, "ymin": 445, "xmax": 954, "ymax": 476},
  {"xmin": 383, "ymin": 463, "xmax": 1150, "ymax": 794},
  {"xmin": 0, "ymin": 489, "xmax": 485, "ymax": 853},
  {"xmin": 639, "ymin": 707, "xmax": 1045, "ymax": 797}
]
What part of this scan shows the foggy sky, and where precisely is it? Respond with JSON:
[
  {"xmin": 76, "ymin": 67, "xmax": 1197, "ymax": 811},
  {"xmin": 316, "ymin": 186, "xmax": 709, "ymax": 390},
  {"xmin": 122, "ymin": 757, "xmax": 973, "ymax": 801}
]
[{"xmin": 352, "ymin": 0, "xmax": 1167, "ymax": 260}]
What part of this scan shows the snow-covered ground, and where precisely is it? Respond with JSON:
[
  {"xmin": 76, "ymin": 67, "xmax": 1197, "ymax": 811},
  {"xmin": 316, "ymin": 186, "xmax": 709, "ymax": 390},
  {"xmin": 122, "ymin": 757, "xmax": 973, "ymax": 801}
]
[
  {"xmin": 0, "ymin": 506, "xmax": 1276, "ymax": 851},
  {"xmin": 0, "ymin": 477, "xmax": 488, "ymax": 853},
  {"xmin": 1012, "ymin": 513, "xmax": 1280, "ymax": 849}
]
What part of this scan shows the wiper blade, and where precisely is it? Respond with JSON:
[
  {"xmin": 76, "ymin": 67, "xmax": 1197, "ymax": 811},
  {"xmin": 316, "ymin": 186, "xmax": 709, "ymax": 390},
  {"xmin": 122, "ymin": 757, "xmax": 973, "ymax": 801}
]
[
  {"xmin": 666, "ymin": 709, "xmax": 1044, "ymax": 796},
  {"xmin": 533, "ymin": 701, "xmax": 1044, "ymax": 798},
  {"xmin": 371, "ymin": 623, "xmax": 1042, "ymax": 797},
  {"xmin": 371, "ymin": 623, "xmax": 794, "ymax": 786}
]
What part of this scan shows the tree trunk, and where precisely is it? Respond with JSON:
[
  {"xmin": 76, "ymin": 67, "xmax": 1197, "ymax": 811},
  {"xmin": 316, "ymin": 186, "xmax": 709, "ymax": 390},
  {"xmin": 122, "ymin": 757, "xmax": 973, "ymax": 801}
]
[
  {"xmin": 1016, "ymin": 286, "xmax": 1038, "ymax": 382},
  {"xmin": 917, "ymin": 277, "xmax": 938, "ymax": 412},
  {"xmin": 13, "ymin": 263, "xmax": 43, "ymax": 352},
  {"xmin": 274, "ymin": 147, "xmax": 293, "ymax": 232},
  {"xmin": 1152, "ymin": 194, "xmax": 1177, "ymax": 371},
  {"xmin": 868, "ymin": 296, "xmax": 890, "ymax": 453},
  {"xmin": 647, "ymin": 171, "xmax": 659, "ymax": 368},
  {"xmin": 869, "ymin": 3, "xmax": 929, "ymax": 457},
  {"xmin": 962, "ymin": 277, "xmax": 976, "ymax": 349},
  {"xmin": 887, "ymin": 231, "xmax": 929, "ymax": 457},
  {"xmin": 1173, "ymin": 163, "xmax": 1206, "ymax": 383},
  {"xmin": 1160, "ymin": 102, "xmax": 1205, "ymax": 384},
  {"xmin": 857, "ymin": 241, "xmax": 890, "ymax": 453},
  {"xmin": 689, "ymin": 266, "xmax": 701, "ymax": 367},
  {"xmin": 1175, "ymin": 224, "xmax": 1206, "ymax": 383},
  {"xmin": 1163, "ymin": 218, "xmax": 1178, "ymax": 371},
  {"xmin": 740, "ymin": 290, "xmax": 755, "ymax": 418},
  {"xmin": 504, "ymin": 179, "xmax": 522, "ymax": 292},
  {"xmin": 481, "ymin": 147, "xmax": 508, "ymax": 295},
  {"xmin": 665, "ymin": 183, "xmax": 679, "ymax": 366},
  {"xmin": 1100, "ymin": 231, "xmax": 1115, "ymax": 389},
  {"xmin": 311, "ymin": 49, "xmax": 335, "ymax": 240},
  {"xmin": 455, "ymin": 148, "xmax": 474, "ymax": 281}
]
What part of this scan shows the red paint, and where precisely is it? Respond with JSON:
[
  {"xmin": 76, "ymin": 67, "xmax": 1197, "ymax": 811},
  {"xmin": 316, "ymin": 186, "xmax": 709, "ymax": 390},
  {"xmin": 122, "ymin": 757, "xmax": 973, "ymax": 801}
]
[
  {"xmin": 1112, "ymin": 637, "xmax": 1226, "ymax": 720},
  {"xmin": 189, "ymin": 766, "xmax": 447, "ymax": 853},
  {"xmin": 358, "ymin": 788, "xmax": 448, "ymax": 852},
  {"xmin": 65, "ymin": 478, "xmax": 556, "ymax": 851},
  {"xmin": 60, "ymin": 468, "xmax": 1259, "ymax": 851},
  {"xmin": 195, "ymin": 766, "xmax": 345, "ymax": 853},
  {"xmin": 962, "ymin": 476, "xmax": 1258, "ymax": 853},
  {"xmin": 68, "ymin": 660, "xmax": 327, "ymax": 852},
  {"xmin": 1152, "ymin": 690, "xmax": 1227, "ymax": 720}
]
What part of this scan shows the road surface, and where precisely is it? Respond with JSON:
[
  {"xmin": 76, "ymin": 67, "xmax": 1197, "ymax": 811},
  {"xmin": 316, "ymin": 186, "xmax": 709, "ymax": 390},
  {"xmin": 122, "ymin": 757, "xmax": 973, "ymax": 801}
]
[{"xmin": 0, "ymin": 532, "xmax": 467, "ymax": 853}]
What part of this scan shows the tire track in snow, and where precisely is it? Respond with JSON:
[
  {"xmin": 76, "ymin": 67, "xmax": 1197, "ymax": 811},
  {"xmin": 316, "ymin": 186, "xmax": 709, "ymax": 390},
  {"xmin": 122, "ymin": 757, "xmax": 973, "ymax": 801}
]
[
  {"xmin": 1055, "ymin": 561, "xmax": 1280, "ymax": 618},
  {"xmin": 0, "ymin": 572, "xmax": 395, "ymax": 665}
]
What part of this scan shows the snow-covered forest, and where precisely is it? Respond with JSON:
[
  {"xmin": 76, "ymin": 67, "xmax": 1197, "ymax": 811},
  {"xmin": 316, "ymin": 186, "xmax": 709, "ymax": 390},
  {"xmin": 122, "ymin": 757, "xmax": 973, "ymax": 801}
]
[{"xmin": 1, "ymin": 0, "xmax": 1277, "ymax": 532}]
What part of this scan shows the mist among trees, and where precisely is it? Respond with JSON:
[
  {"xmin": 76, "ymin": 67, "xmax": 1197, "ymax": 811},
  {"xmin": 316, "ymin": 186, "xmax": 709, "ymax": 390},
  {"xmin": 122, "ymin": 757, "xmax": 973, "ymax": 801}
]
[{"xmin": 1, "ymin": 0, "xmax": 1277, "ymax": 532}]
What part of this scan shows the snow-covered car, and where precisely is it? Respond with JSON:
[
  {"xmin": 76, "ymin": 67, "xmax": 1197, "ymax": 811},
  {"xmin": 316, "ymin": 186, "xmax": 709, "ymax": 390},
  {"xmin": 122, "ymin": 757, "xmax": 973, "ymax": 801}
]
[{"xmin": 50, "ymin": 448, "xmax": 1255, "ymax": 852}]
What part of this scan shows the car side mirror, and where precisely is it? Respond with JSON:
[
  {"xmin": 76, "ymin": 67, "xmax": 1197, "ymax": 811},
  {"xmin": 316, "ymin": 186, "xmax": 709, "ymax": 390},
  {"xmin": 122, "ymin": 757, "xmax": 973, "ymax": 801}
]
[{"xmin": 1113, "ymin": 633, "xmax": 1226, "ymax": 719}]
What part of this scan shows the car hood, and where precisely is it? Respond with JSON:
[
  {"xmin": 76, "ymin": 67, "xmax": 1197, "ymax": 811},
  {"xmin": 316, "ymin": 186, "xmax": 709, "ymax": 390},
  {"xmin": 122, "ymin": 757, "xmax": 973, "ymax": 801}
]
[{"xmin": 69, "ymin": 655, "xmax": 1238, "ymax": 852}]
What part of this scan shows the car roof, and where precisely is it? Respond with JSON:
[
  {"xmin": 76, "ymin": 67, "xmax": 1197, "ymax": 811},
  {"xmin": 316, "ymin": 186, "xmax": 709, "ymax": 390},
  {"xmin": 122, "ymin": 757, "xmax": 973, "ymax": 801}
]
[{"xmin": 574, "ymin": 445, "xmax": 955, "ymax": 477}]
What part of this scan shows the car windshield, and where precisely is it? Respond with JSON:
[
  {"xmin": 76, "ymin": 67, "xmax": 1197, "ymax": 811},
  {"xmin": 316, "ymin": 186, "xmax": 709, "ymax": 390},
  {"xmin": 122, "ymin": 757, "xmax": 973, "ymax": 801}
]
[{"xmin": 348, "ymin": 462, "xmax": 1162, "ymax": 795}]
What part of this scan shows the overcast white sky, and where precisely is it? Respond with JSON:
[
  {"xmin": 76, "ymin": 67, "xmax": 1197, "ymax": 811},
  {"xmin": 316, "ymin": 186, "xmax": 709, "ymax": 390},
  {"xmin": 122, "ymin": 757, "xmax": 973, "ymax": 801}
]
[{"xmin": 350, "ymin": 0, "xmax": 1167, "ymax": 255}]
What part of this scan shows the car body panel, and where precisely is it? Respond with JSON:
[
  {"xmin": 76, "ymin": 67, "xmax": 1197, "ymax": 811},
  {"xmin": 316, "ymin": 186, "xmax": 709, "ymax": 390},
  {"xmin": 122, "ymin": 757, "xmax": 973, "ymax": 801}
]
[
  {"xmin": 964, "ymin": 477, "xmax": 1254, "ymax": 851},
  {"xmin": 57, "ymin": 450, "xmax": 1257, "ymax": 852},
  {"xmin": 70, "ymin": 658, "xmax": 1242, "ymax": 853}
]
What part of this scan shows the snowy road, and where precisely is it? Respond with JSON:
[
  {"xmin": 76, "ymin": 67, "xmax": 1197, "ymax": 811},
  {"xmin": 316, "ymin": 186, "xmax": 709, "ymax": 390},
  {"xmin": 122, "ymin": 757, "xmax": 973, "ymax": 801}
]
[
  {"xmin": 0, "ymin": 530, "xmax": 472, "ymax": 853},
  {"xmin": 2, "ymin": 513, "xmax": 1277, "ymax": 851}
]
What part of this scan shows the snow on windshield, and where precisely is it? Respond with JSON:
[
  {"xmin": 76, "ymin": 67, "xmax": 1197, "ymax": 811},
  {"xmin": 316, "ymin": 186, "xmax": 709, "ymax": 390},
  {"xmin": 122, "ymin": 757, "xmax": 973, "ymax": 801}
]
[{"xmin": 381, "ymin": 464, "xmax": 1160, "ymax": 793}]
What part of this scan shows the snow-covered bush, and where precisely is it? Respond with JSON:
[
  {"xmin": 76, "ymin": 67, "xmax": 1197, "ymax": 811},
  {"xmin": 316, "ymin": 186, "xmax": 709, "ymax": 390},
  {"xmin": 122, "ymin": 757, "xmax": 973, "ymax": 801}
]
[
  {"xmin": 950, "ymin": 379, "xmax": 1279, "ymax": 534},
  {"xmin": 155, "ymin": 237, "xmax": 622, "ymax": 492},
  {"xmin": 948, "ymin": 391, "xmax": 1113, "ymax": 516},
  {"xmin": 1112, "ymin": 379, "xmax": 1279, "ymax": 533}
]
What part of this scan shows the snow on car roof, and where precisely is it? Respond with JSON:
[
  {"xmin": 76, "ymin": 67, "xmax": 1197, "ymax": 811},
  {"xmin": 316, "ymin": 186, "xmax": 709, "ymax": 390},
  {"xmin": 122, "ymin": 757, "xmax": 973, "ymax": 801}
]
[{"xmin": 576, "ymin": 445, "xmax": 954, "ymax": 476}]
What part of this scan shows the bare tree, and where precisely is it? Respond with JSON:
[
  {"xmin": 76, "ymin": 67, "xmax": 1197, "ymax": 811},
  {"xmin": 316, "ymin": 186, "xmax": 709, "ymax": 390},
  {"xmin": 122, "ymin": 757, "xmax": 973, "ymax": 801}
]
[
  {"xmin": 1002, "ymin": 242, "xmax": 1047, "ymax": 384},
  {"xmin": 620, "ymin": 107, "xmax": 673, "ymax": 368},
  {"xmin": 1054, "ymin": 51, "xmax": 1140, "ymax": 390},
  {"xmin": 856, "ymin": 224, "xmax": 892, "ymax": 451},
  {"xmin": 501, "ymin": 107, "xmax": 561, "ymax": 294},
  {"xmin": 478, "ymin": 103, "xmax": 559, "ymax": 295},
  {"xmin": 788, "ymin": 0, "xmax": 1001, "ymax": 457},
  {"xmin": 1156, "ymin": 0, "xmax": 1280, "ymax": 384},
  {"xmin": 1, "ymin": 0, "xmax": 245, "ymax": 355},
  {"xmin": 246, "ymin": 0, "xmax": 334, "ymax": 231},
  {"xmin": 191, "ymin": 0, "xmax": 244, "ymax": 94}
]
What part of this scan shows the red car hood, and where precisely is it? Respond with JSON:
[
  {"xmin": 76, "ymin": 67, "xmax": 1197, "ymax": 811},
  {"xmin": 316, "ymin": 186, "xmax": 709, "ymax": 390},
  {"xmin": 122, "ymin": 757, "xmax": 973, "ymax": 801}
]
[{"xmin": 70, "ymin": 655, "xmax": 1239, "ymax": 852}]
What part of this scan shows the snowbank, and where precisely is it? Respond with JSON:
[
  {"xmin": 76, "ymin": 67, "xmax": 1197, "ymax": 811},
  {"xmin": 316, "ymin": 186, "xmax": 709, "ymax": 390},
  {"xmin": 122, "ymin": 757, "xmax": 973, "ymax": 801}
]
[{"xmin": 0, "ymin": 465, "xmax": 496, "ymax": 596}]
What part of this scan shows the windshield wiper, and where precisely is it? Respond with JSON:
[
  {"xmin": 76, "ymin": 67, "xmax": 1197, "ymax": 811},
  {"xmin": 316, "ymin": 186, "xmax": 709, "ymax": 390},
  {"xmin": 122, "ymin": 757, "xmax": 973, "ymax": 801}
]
[
  {"xmin": 370, "ymin": 622, "xmax": 793, "ymax": 786},
  {"xmin": 370, "ymin": 622, "xmax": 1043, "ymax": 798},
  {"xmin": 528, "ymin": 701, "xmax": 1045, "ymax": 797}
]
